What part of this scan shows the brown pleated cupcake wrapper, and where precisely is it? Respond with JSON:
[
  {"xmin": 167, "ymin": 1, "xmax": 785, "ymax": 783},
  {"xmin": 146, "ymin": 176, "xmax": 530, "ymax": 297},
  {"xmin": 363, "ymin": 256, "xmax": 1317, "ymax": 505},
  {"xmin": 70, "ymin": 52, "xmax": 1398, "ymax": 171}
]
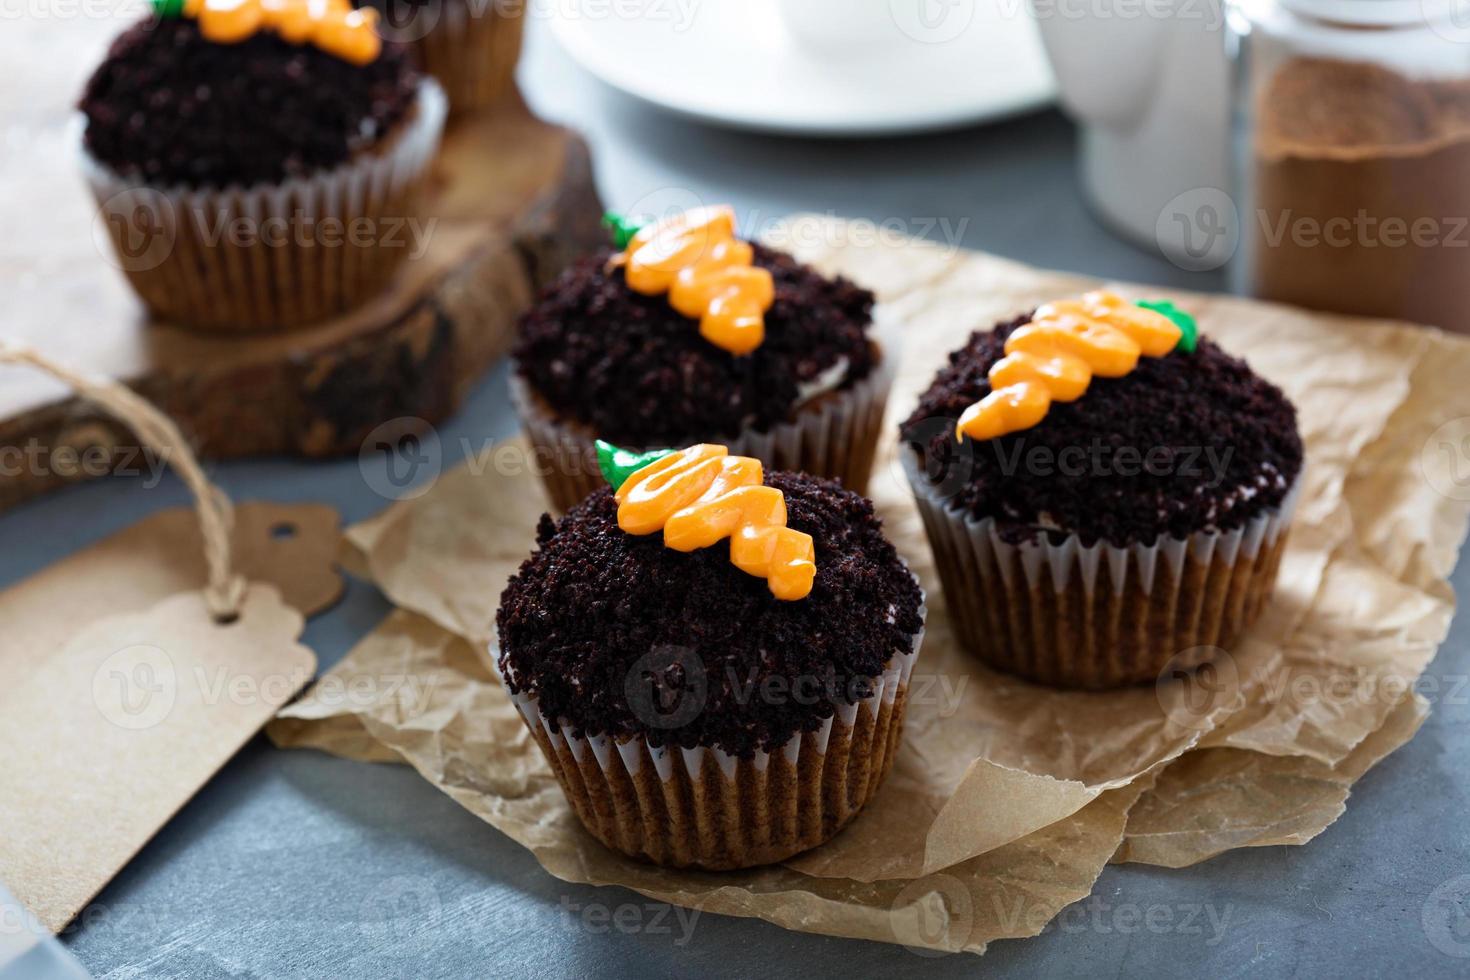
[
  {"xmin": 387, "ymin": 1, "xmax": 526, "ymax": 113},
  {"xmin": 511, "ymin": 334, "xmax": 898, "ymax": 513},
  {"xmin": 902, "ymin": 445, "xmax": 1299, "ymax": 689},
  {"xmin": 81, "ymin": 80, "xmax": 447, "ymax": 335},
  {"xmin": 493, "ymin": 611, "xmax": 925, "ymax": 870}
]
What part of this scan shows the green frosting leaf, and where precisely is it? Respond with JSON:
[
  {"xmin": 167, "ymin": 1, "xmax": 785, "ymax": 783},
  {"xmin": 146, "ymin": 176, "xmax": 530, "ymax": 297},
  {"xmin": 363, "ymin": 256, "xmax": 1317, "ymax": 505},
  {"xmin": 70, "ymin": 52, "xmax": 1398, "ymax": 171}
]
[
  {"xmin": 1137, "ymin": 299, "xmax": 1198, "ymax": 353},
  {"xmin": 601, "ymin": 212, "xmax": 645, "ymax": 250},
  {"xmin": 151, "ymin": 0, "xmax": 186, "ymax": 17},
  {"xmin": 596, "ymin": 441, "xmax": 676, "ymax": 491}
]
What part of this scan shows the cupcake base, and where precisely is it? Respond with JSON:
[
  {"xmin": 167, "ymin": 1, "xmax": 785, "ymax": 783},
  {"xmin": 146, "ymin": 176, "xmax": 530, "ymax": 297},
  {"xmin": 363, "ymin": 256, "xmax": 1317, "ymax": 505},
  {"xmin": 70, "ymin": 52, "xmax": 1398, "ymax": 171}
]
[
  {"xmin": 511, "ymin": 339, "xmax": 897, "ymax": 513},
  {"xmin": 83, "ymin": 80, "xmax": 447, "ymax": 335},
  {"xmin": 903, "ymin": 445, "xmax": 1297, "ymax": 689},
  {"xmin": 403, "ymin": 0, "xmax": 526, "ymax": 114},
  {"xmin": 498, "ymin": 620, "xmax": 922, "ymax": 870}
]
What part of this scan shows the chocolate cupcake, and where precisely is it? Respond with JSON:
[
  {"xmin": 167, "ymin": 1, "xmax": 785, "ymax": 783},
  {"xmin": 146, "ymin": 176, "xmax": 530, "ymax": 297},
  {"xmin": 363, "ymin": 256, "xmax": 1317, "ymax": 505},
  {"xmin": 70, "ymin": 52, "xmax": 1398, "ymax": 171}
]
[
  {"xmin": 511, "ymin": 206, "xmax": 895, "ymax": 511},
  {"xmin": 364, "ymin": 0, "xmax": 525, "ymax": 114},
  {"xmin": 495, "ymin": 445, "xmax": 926, "ymax": 869},
  {"xmin": 79, "ymin": 3, "xmax": 446, "ymax": 332},
  {"xmin": 900, "ymin": 292, "xmax": 1302, "ymax": 689}
]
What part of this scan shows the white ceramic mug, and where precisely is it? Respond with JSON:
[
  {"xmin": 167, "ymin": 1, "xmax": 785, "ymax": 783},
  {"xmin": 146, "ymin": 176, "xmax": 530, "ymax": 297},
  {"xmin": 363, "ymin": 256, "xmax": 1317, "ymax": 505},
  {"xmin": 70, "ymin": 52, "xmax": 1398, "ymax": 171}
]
[{"xmin": 1032, "ymin": 0, "xmax": 1230, "ymax": 249}]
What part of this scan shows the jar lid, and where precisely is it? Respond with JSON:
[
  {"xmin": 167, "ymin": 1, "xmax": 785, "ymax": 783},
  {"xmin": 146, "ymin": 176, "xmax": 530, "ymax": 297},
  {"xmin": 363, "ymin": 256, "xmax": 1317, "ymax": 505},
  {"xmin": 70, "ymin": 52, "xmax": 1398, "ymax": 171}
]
[{"xmin": 1279, "ymin": 0, "xmax": 1456, "ymax": 25}]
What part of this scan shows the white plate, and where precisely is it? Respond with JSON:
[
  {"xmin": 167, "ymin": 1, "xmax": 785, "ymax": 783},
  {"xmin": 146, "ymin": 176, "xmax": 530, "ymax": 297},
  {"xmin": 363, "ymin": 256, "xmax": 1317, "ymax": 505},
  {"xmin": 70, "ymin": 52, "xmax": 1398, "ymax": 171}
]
[{"xmin": 547, "ymin": 0, "xmax": 1056, "ymax": 137}]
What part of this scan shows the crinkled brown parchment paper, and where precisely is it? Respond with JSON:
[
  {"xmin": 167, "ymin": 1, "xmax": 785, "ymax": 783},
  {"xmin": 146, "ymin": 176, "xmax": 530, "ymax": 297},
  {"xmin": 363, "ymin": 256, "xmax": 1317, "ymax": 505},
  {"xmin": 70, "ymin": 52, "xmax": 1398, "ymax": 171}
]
[{"xmin": 269, "ymin": 216, "xmax": 1470, "ymax": 954}]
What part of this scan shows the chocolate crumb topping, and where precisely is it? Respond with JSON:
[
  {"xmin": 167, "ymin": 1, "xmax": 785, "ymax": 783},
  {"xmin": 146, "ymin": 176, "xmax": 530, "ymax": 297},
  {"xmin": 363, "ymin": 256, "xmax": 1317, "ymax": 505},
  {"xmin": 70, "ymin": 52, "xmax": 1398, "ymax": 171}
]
[
  {"xmin": 79, "ymin": 19, "xmax": 420, "ymax": 189},
  {"xmin": 900, "ymin": 313, "xmax": 1303, "ymax": 547},
  {"xmin": 495, "ymin": 473, "xmax": 923, "ymax": 758},
  {"xmin": 512, "ymin": 245, "xmax": 877, "ymax": 448}
]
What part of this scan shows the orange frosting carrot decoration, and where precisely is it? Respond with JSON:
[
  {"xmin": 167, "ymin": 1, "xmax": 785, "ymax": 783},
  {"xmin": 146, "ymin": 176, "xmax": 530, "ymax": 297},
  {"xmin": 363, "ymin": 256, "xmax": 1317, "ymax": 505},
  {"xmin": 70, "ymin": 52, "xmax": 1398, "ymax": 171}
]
[
  {"xmin": 168, "ymin": 0, "xmax": 382, "ymax": 66},
  {"xmin": 186, "ymin": 0, "xmax": 263, "ymax": 43},
  {"xmin": 609, "ymin": 206, "xmax": 775, "ymax": 356},
  {"xmin": 615, "ymin": 444, "xmax": 816, "ymax": 601},
  {"xmin": 309, "ymin": 4, "xmax": 382, "ymax": 66},
  {"xmin": 956, "ymin": 291, "xmax": 1184, "ymax": 442}
]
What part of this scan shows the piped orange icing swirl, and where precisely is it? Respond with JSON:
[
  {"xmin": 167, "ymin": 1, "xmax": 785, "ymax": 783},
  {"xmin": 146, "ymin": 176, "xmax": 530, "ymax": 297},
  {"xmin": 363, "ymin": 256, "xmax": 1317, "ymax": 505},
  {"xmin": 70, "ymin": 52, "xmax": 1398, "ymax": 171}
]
[
  {"xmin": 182, "ymin": 0, "xmax": 382, "ymax": 66},
  {"xmin": 957, "ymin": 290, "xmax": 1182, "ymax": 442},
  {"xmin": 616, "ymin": 444, "xmax": 816, "ymax": 601},
  {"xmin": 610, "ymin": 207, "xmax": 775, "ymax": 356}
]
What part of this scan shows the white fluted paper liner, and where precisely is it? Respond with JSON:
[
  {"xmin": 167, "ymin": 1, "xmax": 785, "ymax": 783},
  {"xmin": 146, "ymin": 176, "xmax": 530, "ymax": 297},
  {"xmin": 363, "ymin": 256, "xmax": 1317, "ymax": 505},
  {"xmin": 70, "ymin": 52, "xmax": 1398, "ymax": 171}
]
[
  {"xmin": 491, "ymin": 604, "xmax": 926, "ymax": 870},
  {"xmin": 81, "ymin": 79, "xmax": 447, "ymax": 333},
  {"xmin": 512, "ymin": 331, "xmax": 898, "ymax": 513},
  {"xmin": 902, "ymin": 443, "xmax": 1300, "ymax": 689}
]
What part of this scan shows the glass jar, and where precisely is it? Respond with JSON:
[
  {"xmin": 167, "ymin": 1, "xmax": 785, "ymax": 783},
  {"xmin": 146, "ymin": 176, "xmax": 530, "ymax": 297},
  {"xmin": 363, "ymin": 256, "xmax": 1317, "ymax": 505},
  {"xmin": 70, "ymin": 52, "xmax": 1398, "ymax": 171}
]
[{"xmin": 1233, "ymin": 0, "xmax": 1470, "ymax": 330}]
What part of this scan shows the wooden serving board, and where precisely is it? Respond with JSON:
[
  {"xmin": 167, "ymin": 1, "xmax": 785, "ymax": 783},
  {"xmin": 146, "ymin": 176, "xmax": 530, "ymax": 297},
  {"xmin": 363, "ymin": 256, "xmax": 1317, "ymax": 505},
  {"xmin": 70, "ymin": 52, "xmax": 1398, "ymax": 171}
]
[{"xmin": 0, "ymin": 13, "xmax": 603, "ymax": 511}]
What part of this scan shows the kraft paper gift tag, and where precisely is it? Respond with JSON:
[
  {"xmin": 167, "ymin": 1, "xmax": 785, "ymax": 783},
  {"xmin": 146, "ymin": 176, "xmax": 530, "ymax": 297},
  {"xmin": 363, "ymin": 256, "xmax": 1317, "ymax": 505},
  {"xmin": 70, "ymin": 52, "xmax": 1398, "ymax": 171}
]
[
  {"xmin": 273, "ymin": 218, "xmax": 1470, "ymax": 953},
  {"xmin": 0, "ymin": 343, "xmax": 342, "ymax": 935}
]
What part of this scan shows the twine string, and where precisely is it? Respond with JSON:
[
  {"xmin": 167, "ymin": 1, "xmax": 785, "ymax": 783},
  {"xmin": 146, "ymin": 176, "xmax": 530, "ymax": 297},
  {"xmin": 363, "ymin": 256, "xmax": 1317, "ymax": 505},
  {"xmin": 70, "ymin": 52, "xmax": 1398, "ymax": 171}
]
[{"xmin": 0, "ymin": 341, "xmax": 247, "ymax": 620}]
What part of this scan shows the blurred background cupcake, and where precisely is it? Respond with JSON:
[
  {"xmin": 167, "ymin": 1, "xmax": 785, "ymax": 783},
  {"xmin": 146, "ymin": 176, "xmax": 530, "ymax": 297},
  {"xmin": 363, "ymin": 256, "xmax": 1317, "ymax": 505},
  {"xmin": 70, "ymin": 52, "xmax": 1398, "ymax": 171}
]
[
  {"xmin": 495, "ymin": 444, "xmax": 926, "ymax": 869},
  {"xmin": 79, "ymin": 1, "xmax": 446, "ymax": 333},
  {"xmin": 363, "ymin": 0, "xmax": 525, "ymax": 114},
  {"xmin": 899, "ymin": 293, "xmax": 1303, "ymax": 689},
  {"xmin": 511, "ymin": 205, "xmax": 895, "ymax": 511}
]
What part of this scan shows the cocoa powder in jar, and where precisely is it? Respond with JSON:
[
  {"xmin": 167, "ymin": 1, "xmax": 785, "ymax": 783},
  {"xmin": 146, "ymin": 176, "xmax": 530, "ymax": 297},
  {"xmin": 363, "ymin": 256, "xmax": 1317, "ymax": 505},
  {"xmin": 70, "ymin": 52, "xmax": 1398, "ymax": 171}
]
[{"xmin": 1250, "ymin": 57, "xmax": 1470, "ymax": 332}]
